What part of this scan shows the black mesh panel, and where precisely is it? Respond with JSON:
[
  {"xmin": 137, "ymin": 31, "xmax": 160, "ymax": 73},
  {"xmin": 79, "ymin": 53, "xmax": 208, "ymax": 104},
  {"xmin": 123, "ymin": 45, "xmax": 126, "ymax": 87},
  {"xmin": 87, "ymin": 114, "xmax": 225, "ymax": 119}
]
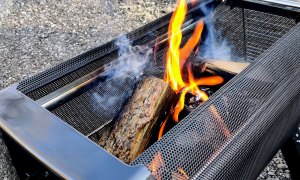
[
  {"xmin": 132, "ymin": 23, "xmax": 300, "ymax": 180},
  {"xmin": 244, "ymin": 9, "xmax": 296, "ymax": 61}
]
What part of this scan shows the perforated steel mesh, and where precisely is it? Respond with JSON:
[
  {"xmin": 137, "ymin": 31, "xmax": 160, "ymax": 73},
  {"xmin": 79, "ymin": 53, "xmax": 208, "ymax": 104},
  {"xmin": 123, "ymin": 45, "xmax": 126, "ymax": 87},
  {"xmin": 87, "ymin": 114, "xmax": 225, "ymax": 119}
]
[
  {"xmin": 244, "ymin": 9, "xmax": 296, "ymax": 61},
  {"xmin": 16, "ymin": 1, "xmax": 300, "ymax": 179},
  {"xmin": 210, "ymin": 5, "xmax": 246, "ymax": 60},
  {"xmin": 51, "ymin": 77, "xmax": 135, "ymax": 136},
  {"xmin": 132, "ymin": 22, "xmax": 300, "ymax": 179}
]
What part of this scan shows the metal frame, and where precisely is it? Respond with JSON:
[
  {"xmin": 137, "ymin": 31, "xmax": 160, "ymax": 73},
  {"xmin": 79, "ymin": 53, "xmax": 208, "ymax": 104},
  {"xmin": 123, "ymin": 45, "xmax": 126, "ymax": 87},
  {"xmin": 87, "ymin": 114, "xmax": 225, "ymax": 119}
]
[
  {"xmin": 243, "ymin": 0, "xmax": 300, "ymax": 12},
  {"xmin": 0, "ymin": 88, "xmax": 152, "ymax": 179},
  {"xmin": 0, "ymin": 0, "xmax": 300, "ymax": 179}
]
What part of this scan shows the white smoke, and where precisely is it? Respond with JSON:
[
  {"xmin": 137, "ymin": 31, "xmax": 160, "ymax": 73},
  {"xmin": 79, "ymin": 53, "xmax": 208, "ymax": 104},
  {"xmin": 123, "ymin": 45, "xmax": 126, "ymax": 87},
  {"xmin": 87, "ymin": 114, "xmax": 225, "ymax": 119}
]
[
  {"xmin": 102, "ymin": 35, "xmax": 153, "ymax": 79},
  {"xmin": 91, "ymin": 35, "xmax": 153, "ymax": 118},
  {"xmin": 197, "ymin": 4, "xmax": 237, "ymax": 61}
]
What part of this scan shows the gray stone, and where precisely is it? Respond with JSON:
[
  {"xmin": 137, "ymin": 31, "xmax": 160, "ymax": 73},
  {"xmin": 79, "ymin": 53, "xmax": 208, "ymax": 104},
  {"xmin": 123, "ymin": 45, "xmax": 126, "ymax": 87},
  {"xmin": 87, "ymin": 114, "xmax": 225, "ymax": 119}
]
[
  {"xmin": 268, "ymin": 171, "xmax": 275, "ymax": 176},
  {"xmin": 259, "ymin": 174, "xmax": 265, "ymax": 179},
  {"xmin": 277, "ymin": 164, "xmax": 288, "ymax": 169},
  {"xmin": 262, "ymin": 172, "xmax": 268, "ymax": 177},
  {"xmin": 285, "ymin": 169, "xmax": 290, "ymax": 173}
]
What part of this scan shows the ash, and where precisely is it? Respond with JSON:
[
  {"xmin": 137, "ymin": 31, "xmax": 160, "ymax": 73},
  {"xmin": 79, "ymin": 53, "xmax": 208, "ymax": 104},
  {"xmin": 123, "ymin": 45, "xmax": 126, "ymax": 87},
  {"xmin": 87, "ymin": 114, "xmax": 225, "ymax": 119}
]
[
  {"xmin": 186, "ymin": 87, "xmax": 214, "ymax": 110},
  {"xmin": 187, "ymin": 93, "xmax": 203, "ymax": 109}
]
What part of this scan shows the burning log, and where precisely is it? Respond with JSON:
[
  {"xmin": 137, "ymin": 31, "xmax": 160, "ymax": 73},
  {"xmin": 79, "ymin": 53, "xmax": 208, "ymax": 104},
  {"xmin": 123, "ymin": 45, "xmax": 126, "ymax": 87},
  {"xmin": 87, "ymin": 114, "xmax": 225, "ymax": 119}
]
[{"xmin": 101, "ymin": 76, "xmax": 174, "ymax": 163}]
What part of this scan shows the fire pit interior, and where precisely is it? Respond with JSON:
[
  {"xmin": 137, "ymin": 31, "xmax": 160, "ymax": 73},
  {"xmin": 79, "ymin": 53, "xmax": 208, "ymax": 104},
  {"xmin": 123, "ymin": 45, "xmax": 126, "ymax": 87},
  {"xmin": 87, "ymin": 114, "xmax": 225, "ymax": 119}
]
[{"xmin": 12, "ymin": 0, "xmax": 300, "ymax": 179}]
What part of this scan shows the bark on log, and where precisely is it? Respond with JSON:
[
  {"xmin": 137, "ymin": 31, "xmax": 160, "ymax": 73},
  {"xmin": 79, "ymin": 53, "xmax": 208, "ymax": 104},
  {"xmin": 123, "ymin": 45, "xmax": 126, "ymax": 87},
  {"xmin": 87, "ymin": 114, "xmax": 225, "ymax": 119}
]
[
  {"xmin": 101, "ymin": 76, "xmax": 174, "ymax": 163},
  {"xmin": 98, "ymin": 125, "xmax": 113, "ymax": 147}
]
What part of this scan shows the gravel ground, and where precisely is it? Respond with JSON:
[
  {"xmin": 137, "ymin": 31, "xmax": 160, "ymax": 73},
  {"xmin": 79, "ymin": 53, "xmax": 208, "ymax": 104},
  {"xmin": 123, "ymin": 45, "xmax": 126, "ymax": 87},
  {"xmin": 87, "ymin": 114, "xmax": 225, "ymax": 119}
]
[
  {"xmin": 258, "ymin": 151, "xmax": 291, "ymax": 180},
  {"xmin": 0, "ymin": 0, "xmax": 292, "ymax": 179}
]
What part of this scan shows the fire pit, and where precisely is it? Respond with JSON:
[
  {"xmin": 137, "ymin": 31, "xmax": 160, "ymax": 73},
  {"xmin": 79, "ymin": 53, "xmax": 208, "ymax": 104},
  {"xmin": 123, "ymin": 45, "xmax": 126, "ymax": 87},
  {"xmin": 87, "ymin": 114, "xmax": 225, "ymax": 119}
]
[{"xmin": 1, "ymin": 0, "xmax": 300, "ymax": 179}]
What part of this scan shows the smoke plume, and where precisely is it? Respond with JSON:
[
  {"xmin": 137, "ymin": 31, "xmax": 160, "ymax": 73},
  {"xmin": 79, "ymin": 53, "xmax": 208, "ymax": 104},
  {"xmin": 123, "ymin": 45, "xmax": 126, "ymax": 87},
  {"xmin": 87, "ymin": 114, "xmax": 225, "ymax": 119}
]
[
  {"xmin": 197, "ymin": 4, "xmax": 237, "ymax": 61},
  {"xmin": 91, "ymin": 35, "xmax": 152, "ymax": 119}
]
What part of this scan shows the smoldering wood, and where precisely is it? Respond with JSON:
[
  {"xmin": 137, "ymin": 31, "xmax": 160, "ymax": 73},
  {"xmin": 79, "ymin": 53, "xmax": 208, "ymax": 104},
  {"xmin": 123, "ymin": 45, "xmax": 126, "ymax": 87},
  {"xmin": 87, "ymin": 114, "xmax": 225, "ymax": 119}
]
[{"xmin": 100, "ymin": 76, "xmax": 174, "ymax": 163}]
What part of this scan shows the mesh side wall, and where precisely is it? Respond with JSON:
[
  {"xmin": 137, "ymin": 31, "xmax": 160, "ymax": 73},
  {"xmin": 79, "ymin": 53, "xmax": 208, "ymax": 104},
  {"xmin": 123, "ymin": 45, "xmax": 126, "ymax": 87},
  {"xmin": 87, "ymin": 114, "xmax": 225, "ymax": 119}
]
[
  {"xmin": 132, "ymin": 23, "xmax": 300, "ymax": 180},
  {"xmin": 231, "ymin": 96, "xmax": 300, "ymax": 180},
  {"xmin": 210, "ymin": 5, "xmax": 296, "ymax": 62},
  {"xmin": 211, "ymin": 5, "xmax": 246, "ymax": 60},
  {"xmin": 21, "ymin": 23, "xmax": 169, "ymax": 100},
  {"xmin": 51, "ymin": 77, "xmax": 135, "ymax": 136},
  {"xmin": 244, "ymin": 9, "xmax": 296, "ymax": 61}
]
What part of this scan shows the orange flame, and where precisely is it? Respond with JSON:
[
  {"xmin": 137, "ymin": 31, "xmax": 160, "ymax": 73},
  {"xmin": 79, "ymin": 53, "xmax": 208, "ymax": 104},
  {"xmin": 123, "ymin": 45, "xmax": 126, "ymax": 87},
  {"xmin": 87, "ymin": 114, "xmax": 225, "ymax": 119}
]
[
  {"xmin": 164, "ymin": 0, "xmax": 205, "ymax": 92},
  {"xmin": 158, "ymin": 118, "xmax": 168, "ymax": 140},
  {"xmin": 178, "ymin": 167, "xmax": 189, "ymax": 180},
  {"xmin": 147, "ymin": 152, "xmax": 164, "ymax": 180},
  {"xmin": 172, "ymin": 167, "xmax": 190, "ymax": 180},
  {"xmin": 164, "ymin": 0, "xmax": 187, "ymax": 93},
  {"xmin": 180, "ymin": 21, "xmax": 204, "ymax": 64},
  {"xmin": 153, "ymin": 2, "xmax": 232, "ymax": 177},
  {"xmin": 172, "ymin": 72, "xmax": 223, "ymax": 122},
  {"xmin": 162, "ymin": 0, "xmax": 227, "ymax": 134},
  {"xmin": 164, "ymin": 0, "xmax": 211, "ymax": 122}
]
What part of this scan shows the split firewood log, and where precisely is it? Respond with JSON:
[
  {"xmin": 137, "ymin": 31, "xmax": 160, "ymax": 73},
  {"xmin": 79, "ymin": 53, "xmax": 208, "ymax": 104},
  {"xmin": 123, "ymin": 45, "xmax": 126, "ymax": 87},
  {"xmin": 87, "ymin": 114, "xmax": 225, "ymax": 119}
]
[
  {"xmin": 206, "ymin": 61, "xmax": 250, "ymax": 74},
  {"xmin": 101, "ymin": 76, "xmax": 174, "ymax": 163}
]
